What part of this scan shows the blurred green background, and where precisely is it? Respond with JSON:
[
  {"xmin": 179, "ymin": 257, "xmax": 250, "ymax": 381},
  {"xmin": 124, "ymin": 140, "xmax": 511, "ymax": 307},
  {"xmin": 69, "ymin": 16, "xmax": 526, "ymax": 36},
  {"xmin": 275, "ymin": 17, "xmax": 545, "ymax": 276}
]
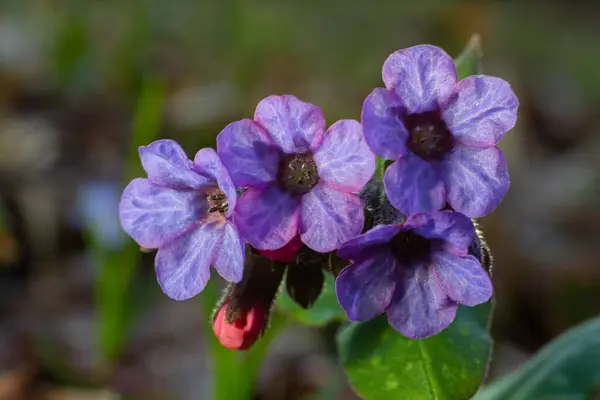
[{"xmin": 1, "ymin": 1, "xmax": 600, "ymax": 399}]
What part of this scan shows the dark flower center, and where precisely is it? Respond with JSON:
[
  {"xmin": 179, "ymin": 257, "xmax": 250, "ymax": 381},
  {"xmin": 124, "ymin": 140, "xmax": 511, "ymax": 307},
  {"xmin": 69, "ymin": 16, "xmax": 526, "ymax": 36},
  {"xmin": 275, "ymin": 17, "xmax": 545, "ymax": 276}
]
[
  {"xmin": 389, "ymin": 230, "xmax": 432, "ymax": 265},
  {"xmin": 207, "ymin": 189, "xmax": 228, "ymax": 214},
  {"xmin": 278, "ymin": 153, "xmax": 319, "ymax": 195},
  {"xmin": 404, "ymin": 111, "xmax": 454, "ymax": 162}
]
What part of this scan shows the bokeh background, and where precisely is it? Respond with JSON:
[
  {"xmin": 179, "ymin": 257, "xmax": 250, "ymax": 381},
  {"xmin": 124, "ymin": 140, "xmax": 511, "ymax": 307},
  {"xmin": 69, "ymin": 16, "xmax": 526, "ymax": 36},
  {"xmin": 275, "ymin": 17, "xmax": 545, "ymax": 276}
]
[{"xmin": 1, "ymin": 1, "xmax": 600, "ymax": 399}]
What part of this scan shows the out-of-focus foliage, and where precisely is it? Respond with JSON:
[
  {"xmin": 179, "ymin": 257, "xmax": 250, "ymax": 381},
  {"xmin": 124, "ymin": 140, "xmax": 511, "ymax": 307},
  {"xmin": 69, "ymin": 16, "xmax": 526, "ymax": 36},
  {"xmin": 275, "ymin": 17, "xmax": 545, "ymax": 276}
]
[{"xmin": 475, "ymin": 315, "xmax": 600, "ymax": 400}]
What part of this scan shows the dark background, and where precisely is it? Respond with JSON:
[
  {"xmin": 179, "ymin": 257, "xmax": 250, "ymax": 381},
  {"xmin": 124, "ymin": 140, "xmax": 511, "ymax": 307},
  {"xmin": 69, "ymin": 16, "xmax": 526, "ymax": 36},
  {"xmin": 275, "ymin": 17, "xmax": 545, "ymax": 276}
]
[{"xmin": 1, "ymin": 1, "xmax": 599, "ymax": 399}]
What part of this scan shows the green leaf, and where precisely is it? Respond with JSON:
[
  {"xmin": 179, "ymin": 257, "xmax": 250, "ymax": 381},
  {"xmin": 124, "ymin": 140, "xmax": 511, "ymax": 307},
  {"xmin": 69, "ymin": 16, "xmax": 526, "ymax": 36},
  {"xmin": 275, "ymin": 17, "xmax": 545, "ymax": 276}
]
[
  {"xmin": 375, "ymin": 157, "xmax": 387, "ymax": 178},
  {"xmin": 474, "ymin": 315, "xmax": 600, "ymax": 400},
  {"xmin": 338, "ymin": 301, "xmax": 493, "ymax": 400},
  {"xmin": 278, "ymin": 273, "xmax": 347, "ymax": 326},
  {"xmin": 454, "ymin": 33, "xmax": 483, "ymax": 80}
]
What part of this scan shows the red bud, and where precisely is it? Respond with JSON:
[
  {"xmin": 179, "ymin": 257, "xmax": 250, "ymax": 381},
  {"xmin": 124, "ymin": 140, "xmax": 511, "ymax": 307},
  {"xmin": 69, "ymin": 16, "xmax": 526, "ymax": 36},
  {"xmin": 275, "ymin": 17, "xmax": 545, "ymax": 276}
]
[
  {"xmin": 212, "ymin": 300, "xmax": 265, "ymax": 350},
  {"xmin": 259, "ymin": 234, "xmax": 303, "ymax": 262}
]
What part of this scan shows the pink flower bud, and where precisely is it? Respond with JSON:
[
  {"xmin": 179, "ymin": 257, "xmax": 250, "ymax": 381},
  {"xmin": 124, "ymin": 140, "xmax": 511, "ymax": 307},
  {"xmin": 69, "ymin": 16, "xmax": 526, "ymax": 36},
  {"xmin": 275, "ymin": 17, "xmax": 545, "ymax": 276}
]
[
  {"xmin": 212, "ymin": 300, "xmax": 265, "ymax": 350},
  {"xmin": 259, "ymin": 234, "xmax": 303, "ymax": 262}
]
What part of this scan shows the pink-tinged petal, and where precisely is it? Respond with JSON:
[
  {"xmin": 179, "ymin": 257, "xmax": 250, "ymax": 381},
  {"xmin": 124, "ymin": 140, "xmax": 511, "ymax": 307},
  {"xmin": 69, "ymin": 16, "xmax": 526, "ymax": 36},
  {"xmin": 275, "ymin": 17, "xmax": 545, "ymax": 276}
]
[
  {"xmin": 155, "ymin": 221, "xmax": 223, "ymax": 300},
  {"xmin": 140, "ymin": 139, "xmax": 211, "ymax": 189},
  {"xmin": 119, "ymin": 179, "xmax": 207, "ymax": 249},
  {"xmin": 259, "ymin": 234, "xmax": 303, "ymax": 262},
  {"xmin": 254, "ymin": 95, "xmax": 325, "ymax": 153},
  {"xmin": 432, "ymin": 252, "xmax": 493, "ymax": 306},
  {"xmin": 337, "ymin": 224, "xmax": 402, "ymax": 261},
  {"xmin": 443, "ymin": 145, "xmax": 509, "ymax": 218},
  {"xmin": 406, "ymin": 211, "xmax": 475, "ymax": 256},
  {"xmin": 443, "ymin": 76, "xmax": 519, "ymax": 147},
  {"xmin": 361, "ymin": 88, "xmax": 409, "ymax": 160},
  {"xmin": 193, "ymin": 148, "xmax": 238, "ymax": 217},
  {"xmin": 382, "ymin": 45, "xmax": 458, "ymax": 114},
  {"xmin": 300, "ymin": 185, "xmax": 364, "ymax": 253},
  {"xmin": 314, "ymin": 119, "xmax": 375, "ymax": 192},
  {"xmin": 216, "ymin": 119, "xmax": 279, "ymax": 187},
  {"xmin": 386, "ymin": 263, "xmax": 457, "ymax": 339},
  {"xmin": 211, "ymin": 222, "xmax": 245, "ymax": 283},
  {"xmin": 234, "ymin": 186, "xmax": 300, "ymax": 250},
  {"xmin": 335, "ymin": 252, "xmax": 397, "ymax": 321},
  {"xmin": 384, "ymin": 153, "xmax": 445, "ymax": 215}
]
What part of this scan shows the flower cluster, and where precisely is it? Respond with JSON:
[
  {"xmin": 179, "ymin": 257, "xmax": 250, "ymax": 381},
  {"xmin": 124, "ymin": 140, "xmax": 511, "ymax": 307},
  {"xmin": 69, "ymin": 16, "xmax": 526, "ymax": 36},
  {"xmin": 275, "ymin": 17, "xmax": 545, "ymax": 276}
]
[{"xmin": 119, "ymin": 44, "xmax": 518, "ymax": 347}]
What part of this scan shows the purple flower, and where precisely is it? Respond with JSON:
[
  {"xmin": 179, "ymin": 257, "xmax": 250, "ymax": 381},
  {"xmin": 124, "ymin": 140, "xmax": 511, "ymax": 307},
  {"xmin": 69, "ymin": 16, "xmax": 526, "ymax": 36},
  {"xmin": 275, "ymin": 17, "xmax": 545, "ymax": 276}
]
[
  {"xmin": 217, "ymin": 95, "xmax": 375, "ymax": 253},
  {"xmin": 362, "ymin": 45, "xmax": 519, "ymax": 218},
  {"xmin": 335, "ymin": 210, "xmax": 492, "ymax": 339},
  {"xmin": 119, "ymin": 140, "xmax": 244, "ymax": 300}
]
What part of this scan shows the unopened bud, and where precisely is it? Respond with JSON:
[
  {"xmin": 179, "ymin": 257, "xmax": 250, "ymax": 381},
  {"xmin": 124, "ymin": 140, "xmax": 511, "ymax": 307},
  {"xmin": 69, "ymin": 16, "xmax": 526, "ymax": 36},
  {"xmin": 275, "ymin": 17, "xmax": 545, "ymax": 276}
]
[
  {"xmin": 258, "ymin": 234, "xmax": 303, "ymax": 262},
  {"xmin": 212, "ymin": 299, "xmax": 265, "ymax": 351},
  {"xmin": 286, "ymin": 247, "xmax": 329, "ymax": 309}
]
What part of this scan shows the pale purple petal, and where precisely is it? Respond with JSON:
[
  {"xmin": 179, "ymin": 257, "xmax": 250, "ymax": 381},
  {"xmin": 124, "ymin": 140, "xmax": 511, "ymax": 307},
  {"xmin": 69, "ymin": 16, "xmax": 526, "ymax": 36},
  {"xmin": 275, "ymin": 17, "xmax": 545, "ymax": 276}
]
[
  {"xmin": 155, "ymin": 221, "xmax": 223, "ymax": 300},
  {"xmin": 234, "ymin": 186, "xmax": 300, "ymax": 250},
  {"xmin": 432, "ymin": 252, "xmax": 493, "ymax": 306},
  {"xmin": 300, "ymin": 185, "xmax": 364, "ymax": 253},
  {"xmin": 386, "ymin": 263, "xmax": 457, "ymax": 339},
  {"xmin": 443, "ymin": 145, "xmax": 509, "ymax": 218},
  {"xmin": 361, "ymin": 88, "xmax": 409, "ymax": 160},
  {"xmin": 193, "ymin": 148, "xmax": 238, "ymax": 217},
  {"xmin": 443, "ymin": 76, "xmax": 519, "ymax": 147},
  {"xmin": 254, "ymin": 95, "xmax": 325, "ymax": 153},
  {"xmin": 140, "ymin": 139, "xmax": 211, "ymax": 189},
  {"xmin": 406, "ymin": 211, "xmax": 475, "ymax": 256},
  {"xmin": 211, "ymin": 222, "xmax": 245, "ymax": 283},
  {"xmin": 384, "ymin": 152, "xmax": 445, "ymax": 215},
  {"xmin": 216, "ymin": 119, "xmax": 279, "ymax": 187},
  {"xmin": 119, "ymin": 179, "xmax": 207, "ymax": 249},
  {"xmin": 335, "ymin": 252, "xmax": 397, "ymax": 321},
  {"xmin": 337, "ymin": 224, "xmax": 402, "ymax": 260},
  {"xmin": 382, "ymin": 45, "xmax": 458, "ymax": 114},
  {"xmin": 314, "ymin": 119, "xmax": 375, "ymax": 192}
]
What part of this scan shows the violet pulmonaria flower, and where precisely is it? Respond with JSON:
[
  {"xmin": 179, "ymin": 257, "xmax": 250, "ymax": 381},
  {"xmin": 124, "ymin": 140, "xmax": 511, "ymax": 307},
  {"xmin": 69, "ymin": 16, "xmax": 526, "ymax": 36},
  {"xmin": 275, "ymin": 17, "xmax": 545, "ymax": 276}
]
[
  {"xmin": 335, "ymin": 210, "xmax": 492, "ymax": 339},
  {"xmin": 119, "ymin": 140, "xmax": 244, "ymax": 300},
  {"xmin": 362, "ymin": 45, "xmax": 519, "ymax": 218},
  {"xmin": 217, "ymin": 95, "xmax": 375, "ymax": 253}
]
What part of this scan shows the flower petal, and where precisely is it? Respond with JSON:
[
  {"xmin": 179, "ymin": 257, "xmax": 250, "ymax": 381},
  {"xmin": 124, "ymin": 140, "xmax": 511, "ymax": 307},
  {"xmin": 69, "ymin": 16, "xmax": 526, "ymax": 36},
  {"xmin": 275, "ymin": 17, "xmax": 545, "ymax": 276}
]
[
  {"xmin": 361, "ymin": 88, "xmax": 409, "ymax": 160},
  {"xmin": 193, "ymin": 148, "xmax": 238, "ymax": 217},
  {"xmin": 335, "ymin": 252, "xmax": 397, "ymax": 321},
  {"xmin": 432, "ymin": 251, "xmax": 492, "ymax": 306},
  {"xmin": 155, "ymin": 221, "xmax": 223, "ymax": 300},
  {"xmin": 139, "ymin": 139, "xmax": 211, "ymax": 189},
  {"xmin": 384, "ymin": 152, "xmax": 445, "ymax": 215},
  {"xmin": 119, "ymin": 179, "xmax": 207, "ymax": 248},
  {"xmin": 443, "ymin": 145, "xmax": 509, "ymax": 218},
  {"xmin": 254, "ymin": 95, "xmax": 325, "ymax": 153},
  {"xmin": 300, "ymin": 185, "xmax": 364, "ymax": 253},
  {"xmin": 216, "ymin": 119, "xmax": 280, "ymax": 187},
  {"xmin": 382, "ymin": 45, "xmax": 458, "ymax": 114},
  {"xmin": 211, "ymin": 222, "xmax": 245, "ymax": 283},
  {"xmin": 386, "ymin": 263, "xmax": 457, "ymax": 339},
  {"xmin": 337, "ymin": 224, "xmax": 402, "ymax": 261},
  {"xmin": 443, "ymin": 76, "xmax": 519, "ymax": 147},
  {"xmin": 314, "ymin": 119, "xmax": 375, "ymax": 192},
  {"xmin": 406, "ymin": 211, "xmax": 475, "ymax": 256},
  {"xmin": 234, "ymin": 186, "xmax": 300, "ymax": 250}
]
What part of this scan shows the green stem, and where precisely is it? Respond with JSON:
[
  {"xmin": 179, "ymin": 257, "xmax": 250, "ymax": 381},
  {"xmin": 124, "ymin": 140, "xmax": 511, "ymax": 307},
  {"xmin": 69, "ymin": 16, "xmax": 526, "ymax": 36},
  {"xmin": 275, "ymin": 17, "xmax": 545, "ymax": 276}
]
[{"xmin": 200, "ymin": 282, "xmax": 287, "ymax": 399}]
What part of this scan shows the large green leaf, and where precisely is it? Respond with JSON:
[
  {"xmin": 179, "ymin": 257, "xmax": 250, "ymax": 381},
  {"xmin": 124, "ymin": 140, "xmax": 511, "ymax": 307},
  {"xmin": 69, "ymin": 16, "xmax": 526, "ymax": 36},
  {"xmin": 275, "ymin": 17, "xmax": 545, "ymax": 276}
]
[
  {"xmin": 474, "ymin": 315, "xmax": 600, "ymax": 400},
  {"xmin": 278, "ymin": 273, "xmax": 347, "ymax": 326},
  {"xmin": 338, "ymin": 302, "xmax": 492, "ymax": 400}
]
